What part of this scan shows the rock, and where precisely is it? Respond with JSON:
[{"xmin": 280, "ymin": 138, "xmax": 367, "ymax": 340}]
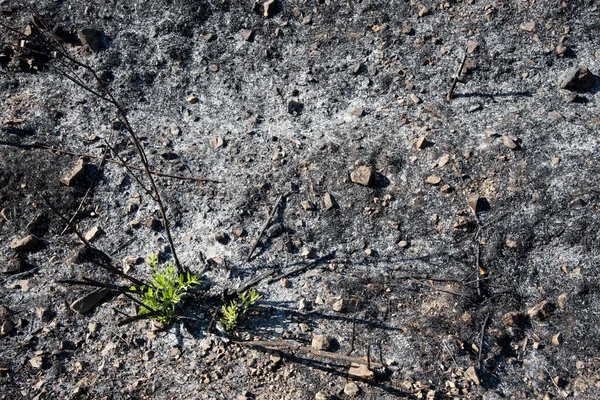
[
  {"xmin": 240, "ymin": 29, "xmax": 253, "ymax": 41},
  {"xmin": 501, "ymin": 311, "xmax": 527, "ymax": 327},
  {"xmin": 323, "ymin": 193, "xmax": 337, "ymax": 210},
  {"xmin": 1, "ymin": 320, "xmax": 14, "ymax": 335},
  {"xmin": 520, "ymin": 20, "xmax": 535, "ymax": 32},
  {"xmin": 36, "ymin": 307, "xmax": 53, "ymax": 322},
  {"xmin": 350, "ymin": 165, "xmax": 374, "ymax": 187},
  {"xmin": 344, "ymin": 382, "xmax": 360, "ymax": 396},
  {"xmin": 213, "ymin": 231, "xmax": 229, "ymax": 244},
  {"xmin": 501, "ymin": 135, "xmax": 519, "ymax": 150},
  {"xmin": 465, "ymin": 366, "xmax": 480, "ymax": 385},
  {"xmin": 352, "ymin": 62, "xmax": 364, "ymax": 75},
  {"xmin": 84, "ymin": 226, "xmax": 102, "ymax": 242},
  {"xmin": 297, "ymin": 298, "xmax": 310, "ymax": 311},
  {"xmin": 560, "ymin": 66, "xmax": 596, "ymax": 91},
  {"xmin": 209, "ymin": 136, "xmax": 224, "ymax": 149},
  {"xmin": 302, "ymin": 14, "xmax": 313, "ymax": 25},
  {"xmin": 331, "ymin": 298, "xmax": 346, "ymax": 312},
  {"xmin": 314, "ymin": 392, "xmax": 331, "ymax": 400},
  {"xmin": 467, "ymin": 40, "xmax": 479, "ymax": 54},
  {"xmin": 70, "ymin": 288, "xmax": 111, "ymax": 314},
  {"xmin": 349, "ymin": 106, "xmax": 364, "ymax": 117},
  {"xmin": 60, "ymin": 158, "xmax": 86, "ymax": 186},
  {"xmin": 437, "ymin": 154, "xmax": 450, "ymax": 167},
  {"xmin": 348, "ymin": 362, "xmax": 374, "ymax": 380},
  {"xmin": 301, "ymin": 200, "xmax": 317, "ymax": 211},
  {"xmin": 527, "ymin": 300, "xmax": 552, "ymax": 321},
  {"xmin": 415, "ymin": 135, "xmax": 429, "ymax": 150},
  {"xmin": 288, "ymin": 99, "xmax": 304, "ymax": 115},
  {"xmin": 186, "ymin": 95, "xmax": 198, "ymax": 104},
  {"xmin": 409, "ymin": 93, "xmax": 422, "ymax": 104},
  {"xmin": 266, "ymin": 223, "xmax": 285, "ymax": 238},
  {"xmin": 88, "ymin": 322, "xmax": 101, "ymax": 333},
  {"xmin": 198, "ymin": 33, "xmax": 214, "ymax": 41},
  {"xmin": 263, "ymin": 0, "xmax": 276, "ymax": 17},
  {"xmin": 424, "ymin": 175, "xmax": 441, "ymax": 185},
  {"xmin": 3, "ymin": 258, "xmax": 23, "ymax": 274},
  {"xmin": 10, "ymin": 235, "xmax": 39, "ymax": 253},
  {"xmin": 301, "ymin": 247, "xmax": 317, "ymax": 259},
  {"xmin": 556, "ymin": 43, "xmax": 567, "ymax": 57},
  {"xmin": 553, "ymin": 376, "xmax": 566, "ymax": 388},
  {"xmin": 401, "ymin": 25, "xmax": 413, "ymax": 35},
  {"xmin": 557, "ymin": 293, "xmax": 568, "ymax": 309},
  {"xmin": 208, "ymin": 64, "xmax": 219, "ymax": 72},
  {"xmin": 417, "ymin": 5, "xmax": 431, "ymax": 17},
  {"xmin": 311, "ymin": 334, "xmax": 331, "ymax": 351},
  {"xmin": 398, "ymin": 240, "xmax": 409, "ymax": 248},
  {"xmin": 467, "ymin": 194, "xmax": 482, "ymax": 215},
  {"xmin": 552, "ymin": 332, "xmax": 563, "ymax": 346},
  {"xmin": 29, "ymin": 356, "xmax": 44, "ymax": 369},
  {"xmin": 77, "ymin": 28, "xmax": 105, "ymax": 52},
  {"xmin": 440, "ymin": 184, "xmax": 453, "ymax": 194},
  {"xmin": 145, "ymin": 217, "xmax": 161, "ymax": 231}
]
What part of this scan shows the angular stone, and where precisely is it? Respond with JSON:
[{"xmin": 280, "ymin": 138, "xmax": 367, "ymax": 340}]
[
  {"xmin": 465, "ymin": 366, "xmax": 480, "ymax": 385},
  {"xmin": 70, "ymin": 288, "xmax": 111, "ymax": 314},
  {"xmin": 10, "ymin": 235, "xmax": 39, "ymax": 253},
  {"xmin": 186, "ymin": 95, "xmax": 198, "ymax": 104},
  {"xmin": 84, "ymin": 226, "xmax": 102, "ymax": 242},
  {"xmin": 323, "ymin": 193, "xmax": 337, "ymax": 210},
  {"xmin": 501, "ymin": 135, "xmax": 519, "ymax": 150},
  {"xmin": 209, "ymin": 136, "xmax": 224, "ymax": 149},
  {"xmin": 344, "ymin": 382, "xmax": 360, "ymax": 396},
  {"xmin": 213, "ymin": 231, "xmax": 229, "ymax": 244},
  {"xmin": 467, "ymin": 40, "xmax": 479, "ymax": 54},
  {"xmin": 1, "ymin": 320, "xmax": 14, "ymax": 335},
  {"xmin": 501, "ymin": 311, "xmax": 527, "ymax": 327},
  {"xmin": 418, "ymin": 5, "xmax": 430, "ymax": 17},
  {"xmin": 415, "ymin": 135, "xmax": 429, "ymax": 150},
  {"xmin": 409, "ymin": 93, "xmax": 421, "ymax": 104},
  {"xmin": 145, "ymin": 217, "xmax": 161, "ymax": 231},
  {"xmin": 77, "ymin": 28, "xmax": 105, "ymax": 52},
  {"xmin": 520, "ymin": 20, "xmax": 535, "ymax": 32},
  {"xmin": 29, "ymin": 356, "xmax": 44, "ymax": 369},
  {"xmin": 560, "ymin": 66, "xmax": 596, "ymax": 91},
  {"xmin": 552, "ymin": 332, "xmax": 563, "ymax": 346},
  {"xmin": 240, "ymin": 29, "xmax": 253, "ymax": 41},
  {"xmin": 557, "ymin": 293, "xmax": 568, "ymax": 309},
  {"xmin": 527, "ymin": 300, "xmax": 552, "ymax": 321},
  {"xmin": 424, "ymin": 175, "xmax": 441, "ymax": 185},
  {"xmin": 60, "ymin": 158, "xmax": 86, "ymax": 186},
  {"xmin": 348, "ymin": 362, "xmax": 374, "ymax": 380},
  {"xmin": 263, "ymin": 0, "xmax": 276, "ymax": 17},
  {"xmin": 350, "ymin": 166, "xmax": 374, "ymax": 187},
  {"xmin": 311, "ymin": 334, "xmax": 331, "ymax": 351}
]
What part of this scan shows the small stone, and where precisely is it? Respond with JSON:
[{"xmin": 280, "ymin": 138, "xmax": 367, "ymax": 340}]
[
  {"xmin": 280, "ymin": 278, "xmax": 290, "ymax": 288},
  {"xmin": 398, "ymin": 240, "xmax": 409, "ymax": 248},
  {"xmin": 553, "ymin": 376, "xmax": 566, "ymax": 388},
  {"xmin": 465, "ymin": 366, "xmax": 480, "ymax": 385},
  {"xmin": 1, "ymin": 320, "xmax": 14, "ymax": 335},
  {"xmin": 467, "ymin": 40, "xmax": 478, "ymax": 54},
  {"xmin": 527, "ymin": 300, "xmax": 552, "ymax": 321},
  {"xmin": 302, "ymin": 14, "xmax": 313, "ymax": 25},
  {"xmin": 468, "ymin": 103, "xmax": 483, "ymax": 112},
  {"xmin": 349, "ymin": 106, "xmax": 364, "ymax": 117},
  {"xmin": 350, "ymin": 165, "xmax": 374, "ymax": 187},
  {"xmin": 552, "ymin": 332, "xmax": 563, "ymax": 346},
  {"xmin": 557, "ymin": 293, "xmax": 568, "ymax": 309},
  {"xmin": 418, "ymin": 5, "xmax": 431, "ymax": 17},
  {"xmin": 520, "ymin": 20, "xmax": 536, "ymax": 32},
  {"xmin": 301, "ymin": 247, "xmax": 317, "ymax": 259},
  {"xmin": 70, "ymin": 288, "xmax": 111, "ymax": 314},
  {"xmin": 233, "ymin": 227, "xmax": 247, "ymax": 238},
  {"xmin": 36, "ymin": 307, "xmax": 53, "ymax": 322},
  {"xmin": 348, "ymin": 362, "xmax": 375, "ymax": 380},
  {"xmin": 213, "ymin": 231, "xmax": 229, "ymax": 244},
  {"xmin": 145, "ymin": 217, "xmax": 161, "ymax": 231},
  {"xmin": 415, "ymin": 135, "xmax": 429, "ymax": 150},
  {"xmin": 60, "ymin": 158, "xmax": 86, "ymax": 186},
  {"xmin": 199, "ymin": 33, "xmax": 213, "ymax": 41},
  {"xmin": 401, "ymin": 25, "xmax": 413, "ymax": 35},
  {"xmin": 240, "ymin": 29, "xmax": 253, "ymax": 41},
  {"xmin": 288, "ymin": 99, "xmax": 304, "ymax": 115},
  {"xmin": 186, "ymin": 95, "xmax": 198, "ymax": 104},
  {"xmin": 29, "ymin": 356, "xmax": 44, "ymax": 369},
  {"xmin": 323, "ymin": 193, "xmax": 337, "ymax": 210},
  {"xmin": 10, "ymin": 235, "xmax": 39, "ymax": 252},
  {"xmin": 556, "ymin": 43, "xmax": 567, "ymax": 57},
  {"xmin": 505, "ymin": 238, "xmax": 518, "ymax": 248},
  {"xmin": 331, "ymin": 298, "xmax": 346, "ymax": 312},
  {"xmin": 467, "ymin": 194, "xmax": 482, "ymax": 215},
  {"xmin": 424, "ymin": 175, "xmax": 441, "ymax": 185},
  {"xmin": 129, "ymin": 220, "xmax": 141, "ymax": 229},
  {"xmin": 344, "ymin": 382, "xmax": 360, "ymax": 397},
  {"xmin": 84, "ymin": 226, "xmax": 102, "ymax": 242},
  {"xmin": 208, "ymin": 64, "xmax": 219, "ymax": 72},
  {"xmin": 263, "ymin": 0, "xmax": 276, "ymax": 17},
  {"xmin": 548, "ymin": 111, "xmax": 563, "ymax": 120},
  {"xmin": 440, "ymin": 184, "xmax": 453, "ymax": 194},
  {"xmin": 88, "ymin": 322, "xmax": 101, "ymax": 333},
  {"xmin": 266, "ymin": 223, "xmax": 285, "ymax": 238},
  {"xmin": 301, "ymin": 200, "xmax": 317, "ymax": 211},
  {"xmin": 437, "ymin": 154, "xmax": 450, "ymax": 167},
  {"xmin": 409, "ymin": 93, "xmax": 422, "ymax": 104},
  {"xmin": 352, "ymin": 62, "xmax": 363, "ymax": 75},
  {"xmin": 311, "ymin": 334, "xmax": 331, "ymax": 351},
  {"xmin": 209, "ymin": 136, "xmax": 224, "ymax": 149},
  {"xmin": 501, "ymin": 135, "xmax": 519, "ymax": 150},
  {"xmin": 297, "ymin": 298, "xmax": 310, "ymax": 311},
  {"xmin": 560, "ymin": 66, "xmax": 596, "ymax": 91},
  {"xmin": 314, "ymin": 392, "xmax": 331, "ymax": 400},
  {"xmin": 270, "ymin": 351, "xmax": 282, "ymax": 363},
  {"xmin": 552, "ymin": 156, "xmax": 561, "ymax": 166},
  {"xmin": 501, "ymin": 311, "xmax": 527, "ymax": 327},
  {"xmin": 77, "ymin": 28, "xmax": 105, "ymax": 52}
]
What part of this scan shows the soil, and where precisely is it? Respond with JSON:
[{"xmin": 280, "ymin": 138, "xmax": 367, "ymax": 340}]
[{"xmin": 1, "ymin": 0, "xmax": 600, "ymax": 399}]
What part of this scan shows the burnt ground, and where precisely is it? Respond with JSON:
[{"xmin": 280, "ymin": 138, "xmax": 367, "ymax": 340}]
[{"xmin": 1, "ymin": 0, "xmax": 600, "ymax": 399}]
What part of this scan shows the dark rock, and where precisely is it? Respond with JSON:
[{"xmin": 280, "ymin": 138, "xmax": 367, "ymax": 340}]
[
  {"xmin": 266, "ymin": 223, "xmax": 285, "ymax": 238},
  {"xmin": 288, "ymin": 99, "xmax": 304, "ymax": 115},
  {"xmin": 560, "ymin": 66, "xmax": 596, "ymax": 91}
]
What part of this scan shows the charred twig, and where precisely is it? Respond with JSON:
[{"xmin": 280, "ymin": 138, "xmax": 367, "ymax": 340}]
[
  {"xmin": 345, "ymin": 303, "xmax": 358, "ymax": 357},
  {"xmin": 117, "ymin": 311, "xmax": 162, "ymax": 327},
  {"xmin": 394, "ymin": 274, "xmax": 465, "ymax": 283},
  {"xmin": 475, "ymin": 241, "xmax": 481, "ymax": 297},
  {"xmin": 445, "ymin": 48, "xmax": 469, "ymax": 101},
  {"xmin": 233, "ymin": 339, "xmax": 384, "ymax": 369},
  {"xmin": 268, "ymin": 252, "xmax": 336, "ymax": 283},
  {"xmin": 478, "ymin": 313, "xmax": 490, "ymax": 370},
  {"xmin": 420, "ymin": 282, "xmax": 468, "ymax": 297},
  {"xmin": 31, "ymin": 13, "xmax": 185, "ymax": 276},
  {"xmin": 235, "ymin": 269, "xmax": 277, "ymax": 294},
  {"xmin": 246, "ymin": 194, "xmax": 284, "ymax": 262}
]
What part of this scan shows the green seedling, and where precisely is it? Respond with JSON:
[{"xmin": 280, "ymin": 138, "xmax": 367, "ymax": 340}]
[
  {"xmin": 130, "ymin": 253, "xmax": 201, "ymax": 324},
  {"xmin": 220, "ymin": 288, "xmax": 262, "ymax": 331}
]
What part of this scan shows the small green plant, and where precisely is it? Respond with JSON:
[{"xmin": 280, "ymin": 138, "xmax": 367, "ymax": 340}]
[
  {"xmin": 220, "ymin": 288, "xmax": 262, "ymax": 330},
  {"xmin": 130, "ymin": 253, "xmax": 201, "ymax": 324}
]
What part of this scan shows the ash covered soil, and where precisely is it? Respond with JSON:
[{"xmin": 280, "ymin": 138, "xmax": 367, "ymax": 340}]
[{"xmin": 1, "ymin": 0, "xmax": 600, "ymax": 399}]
